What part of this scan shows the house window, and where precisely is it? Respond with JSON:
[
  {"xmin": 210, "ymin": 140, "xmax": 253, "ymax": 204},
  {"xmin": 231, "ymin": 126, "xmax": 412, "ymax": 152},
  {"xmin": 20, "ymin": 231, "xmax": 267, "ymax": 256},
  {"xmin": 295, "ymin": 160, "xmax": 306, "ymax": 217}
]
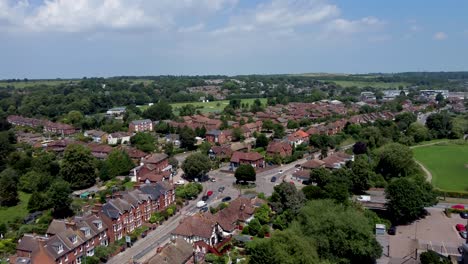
[
  {"xmin": 77, "ymin": 256, "xmax": 82, "ymax": 264},
  {"xmin": 87, "ymin": 248, "xmax": 95, "ymax": 256},
  {"xmin": 57, "ymin": 244, "xmax": 64, "ymax": 253}
]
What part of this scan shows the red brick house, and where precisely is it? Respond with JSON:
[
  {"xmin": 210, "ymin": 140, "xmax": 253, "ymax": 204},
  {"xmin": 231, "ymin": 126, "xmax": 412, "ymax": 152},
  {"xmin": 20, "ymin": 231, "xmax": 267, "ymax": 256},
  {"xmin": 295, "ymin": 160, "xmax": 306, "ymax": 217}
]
[
  {"xmin": 14, "ymin": 214, "xmax": 109, "ymax": 264},
  {"xmin": 230, "ymin": 151, "xmax": 265, "ymax": 168},
  {"xmin": 266, "ymin": 141, "xmax": 292, "ymax": 158},
  {"xmin": 129, "ymin": 119, "xmax": 153, "ymax": 132},
  {"xmin": 205, "ymin": 129, "xmax": 228, "ymax": 144},
  {"xmin": 43, "ymin": 121, "xmax": 77, "ymax": 135}
]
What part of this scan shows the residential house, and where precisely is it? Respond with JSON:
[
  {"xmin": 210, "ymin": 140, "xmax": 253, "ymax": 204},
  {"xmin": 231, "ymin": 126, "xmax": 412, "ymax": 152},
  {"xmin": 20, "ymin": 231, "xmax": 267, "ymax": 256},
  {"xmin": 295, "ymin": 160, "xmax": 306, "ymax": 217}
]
[
  {"xmin": 129, "ymin": 119, "xmax": 153, "ymax": 132},
  {"xmin": 14, "ymin": 214, "xmax": 109, "ymax": 264},
  {"xmin": 205, "ymin": 129, "xmax": 229, "ymax": 144},
  {"xmin": 131, "ymin": 153, "xmax": 172, "ymax": 183},
  {"xmin": 266, "ymin": 141, "xmax": 292, "ymax": 158},
  {"xmin": 108, "ymin": 132, "xmax": 131, "ymax": 145},
  {"xmin": 210, "ymin": 197, "xmax": 256, "ymax": 236},
  {"xmin": 119, "ymin": 146, "xmax": 148, "ymax": 163},
  {"xmin": 84, "ymin": 130, "xmax": 108, "ymax": 143},
  {"xmin": 287, "ymin": 130, "xmax": 309, "ymax": 147},
  {"xmin": 171, "ymin": 214, "xmax": 222, "ymax": 246},
  {"xmin": 322, "ymin": 152, "xmax": 354, "ymax": 169},
  {"xmin": 87, "ymin": 143, "xmax": 113, "ymax": 159},
  {"xmin": 209, "ymin": 145, "xmax": 233, "ymax": 161},
  {"xmin": 43, "ymin": 121, "xmax": 77, "ymax": 136},
  {"xmin": 301, "ymin": 159, "xmax": 325, "ymax": 170},
  {"xmin": 106, "ymin": 107, "xmax": 126, "ymax": 119},
  {"xmin": 230, "ymin": 151, "xmax": 265, "ymax": 168},
  {"xmin": 147, "ymin": 238, "xmax": 194, "ymax": 264},
  {"xmin": 240, "ymin": 121, "xmax": 262, "ymax": 138}
]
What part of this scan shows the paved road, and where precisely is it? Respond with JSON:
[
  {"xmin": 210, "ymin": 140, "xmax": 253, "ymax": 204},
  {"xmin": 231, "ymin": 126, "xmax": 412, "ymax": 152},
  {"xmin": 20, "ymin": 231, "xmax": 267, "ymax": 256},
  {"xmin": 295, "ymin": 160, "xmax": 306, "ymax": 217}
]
[
  {"xmin": 107, "ymin": 200, "xmax": 199, "ymax": 264},
  {"xmin": 255, "ymin": 158, "xmax": 307, "ymax": 196}
]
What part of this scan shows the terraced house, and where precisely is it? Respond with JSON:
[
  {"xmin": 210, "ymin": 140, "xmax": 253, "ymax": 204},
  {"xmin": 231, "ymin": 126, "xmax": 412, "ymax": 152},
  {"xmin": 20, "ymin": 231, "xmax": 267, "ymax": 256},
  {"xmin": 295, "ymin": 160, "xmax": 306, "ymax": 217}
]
[{"xmin": 13, "ymin": 214, "xmax": 108, "ymax": 264}]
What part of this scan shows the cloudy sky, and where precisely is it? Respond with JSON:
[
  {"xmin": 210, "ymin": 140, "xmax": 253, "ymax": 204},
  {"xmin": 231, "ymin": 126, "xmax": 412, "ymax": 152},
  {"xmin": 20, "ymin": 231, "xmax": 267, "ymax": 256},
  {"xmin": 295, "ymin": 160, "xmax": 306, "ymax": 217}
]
[{"xmin": 0, "ymin": 0, "xmax": 467, "ymax": 78}]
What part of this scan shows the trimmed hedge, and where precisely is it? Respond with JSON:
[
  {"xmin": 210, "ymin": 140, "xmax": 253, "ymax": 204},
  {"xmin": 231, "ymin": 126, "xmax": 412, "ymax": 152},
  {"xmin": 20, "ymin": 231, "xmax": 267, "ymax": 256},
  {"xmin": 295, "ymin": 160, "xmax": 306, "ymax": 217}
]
[{"xmin": 436, "ymin": 190, "xmax": 468, "ymax": 199}]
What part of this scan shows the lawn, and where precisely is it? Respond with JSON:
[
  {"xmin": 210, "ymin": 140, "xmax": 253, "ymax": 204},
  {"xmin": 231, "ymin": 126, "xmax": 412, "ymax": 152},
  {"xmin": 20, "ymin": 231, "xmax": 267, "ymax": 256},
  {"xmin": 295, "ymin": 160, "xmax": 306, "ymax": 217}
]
[
  {"xmin": 0, "ymin": 192, "xmax": 31, "ymax": 225},
  {"xmin": 413, "ymin": 143, "xmax": 468, "ymax": 192},
  {"xmin": 138, "ymin": 98, "xmax": 267, "ymax": 115}
]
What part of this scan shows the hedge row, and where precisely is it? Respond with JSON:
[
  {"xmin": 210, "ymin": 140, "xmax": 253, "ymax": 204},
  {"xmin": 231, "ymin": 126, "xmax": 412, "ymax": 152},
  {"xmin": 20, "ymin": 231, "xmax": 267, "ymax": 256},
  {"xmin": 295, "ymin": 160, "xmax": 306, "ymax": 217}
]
[{"xmin": 435, "ymin": 190, "xmax": 468, "ymax": 199}]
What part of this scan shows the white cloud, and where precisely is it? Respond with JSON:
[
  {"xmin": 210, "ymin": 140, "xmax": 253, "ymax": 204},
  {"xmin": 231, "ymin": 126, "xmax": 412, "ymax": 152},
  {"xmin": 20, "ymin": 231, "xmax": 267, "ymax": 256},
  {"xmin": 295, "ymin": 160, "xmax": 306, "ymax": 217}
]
[
  {"xmin": 325, "ymin": 16, "xmax": 384, "ymax": 35},
  {"xmin": 0, "ymin": 0, "xmax": 237, "ymax": 32},
  {"xmin": 433, "ymin": 31, "xmax": 447, "ymax": 40}
]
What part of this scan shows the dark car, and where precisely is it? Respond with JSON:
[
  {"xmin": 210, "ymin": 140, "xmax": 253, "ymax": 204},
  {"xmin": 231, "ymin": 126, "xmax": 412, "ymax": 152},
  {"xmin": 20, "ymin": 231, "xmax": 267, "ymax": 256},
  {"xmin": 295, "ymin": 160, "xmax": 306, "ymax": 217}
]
[
  {"xmin": 295, "ymin": 164, "xmax": 301, "ymax": 168},
  {"xmin": 222, "ymin": 196, "xmax": 232, "ymax": 202},
  {"xmin": 202, "ymin": 195, "xmax": 209, "ymax": 202},
  {"xmin": 461, "ymin": 212, "xmax": 468, "ymax": 219},
  {"xmin": 271, "ymin": 176, "xmax": 277, "ymax": 183},
  {"xmin": 200, "ymin": 206, "xmax": 208, "ymax": 213},
  {"xmin": 218, "ymin": 186, "xmax": 225, "ymax": 192},
  {"xmin": 388, "ymin": 226, "xmax": 396, "ymax": 235}
]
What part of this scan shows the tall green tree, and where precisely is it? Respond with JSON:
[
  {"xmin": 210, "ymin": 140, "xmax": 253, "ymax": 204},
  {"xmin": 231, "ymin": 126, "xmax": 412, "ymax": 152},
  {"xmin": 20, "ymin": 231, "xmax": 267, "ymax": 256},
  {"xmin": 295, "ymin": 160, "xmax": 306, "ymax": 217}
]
[
  {"xmin": 350, "ymin": 155, "xmax": 374, "ymax": 192},
  {"xmin": 385, "ymin": 177, "xmax": 437, "ymax": 223},
  {"xmin": 270, "ymin": 182, "xmax": 305, "ymax": 216},
  {"xmin": 234, "ymin": 165, "xmax": 256, "ymax": 183},
  {"xmin": 406, "ymin": 122, "xmax": 430, "ymax": 143},
  {"xmin": 130, "ymin": 132, "xmax": 155, "ymax": 152},
  {"xmin": 179, "ymin": 126, "xmax": 196, "ymax": 150},
  {"xmin": 255, "ymin": 133, "xmax": 269, "ymax": 148},
  {"xmin": 105, "ymin": 150, "xmax": 135, "ymax": 179},
  {"xmin": 0, "ymin": 168, "xmax": 19, "ymax": 207},
  {"xmin": 47, "ymin": 180, "xmax": 73, "ymax": 218},
  {"xmin": 181, "ymin": 153, "xmax": 211, "ymax": 181},
  {"xmin": 375, "ymin": 143, "xmax": 417, "ymax": 180},
  {"xmin": 60, "ymin": 144, "xmax": 97, "ymax": 190},
  {"xmin": 142, "ymin": 101, "xmax": 173, "ymax": 120},
  {"xmin": 426, "ymin": 112, "xmax": 453, "ymax": 139},
  {"xmin": 19, "ymin": 171, "xmax": 53, "ymax": 193},
  {"xmin": 395, "ymin": 112, "xmax": 417, "ymax": 131}
]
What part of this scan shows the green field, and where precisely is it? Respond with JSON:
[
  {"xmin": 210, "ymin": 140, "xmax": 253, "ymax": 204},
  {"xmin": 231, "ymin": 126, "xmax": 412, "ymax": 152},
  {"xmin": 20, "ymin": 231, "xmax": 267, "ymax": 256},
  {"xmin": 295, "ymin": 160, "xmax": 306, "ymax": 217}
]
[
  {"xmin": 139, "ymin": 98, "xmax": 267, "ymax": 115},
  {"xmin": 321, "ymin": 80, "xmax": 409, "ymax": 89},
  {"xmin": 0, "ymin": 192, "xmax": 31, "ymax": 224},
  {"xmin": 413, "ymin": 143, "xmax": 468, "ymax": 192}
]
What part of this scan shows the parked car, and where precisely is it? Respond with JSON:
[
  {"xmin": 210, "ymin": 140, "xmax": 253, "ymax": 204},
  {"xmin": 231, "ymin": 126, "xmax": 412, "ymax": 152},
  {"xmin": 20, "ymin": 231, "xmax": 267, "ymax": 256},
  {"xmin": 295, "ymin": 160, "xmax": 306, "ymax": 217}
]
[
  {"xmin": 196, "ymin": 201, "xmax": 207, "ymax": 208},
  {"xmin": 357, "ymin": 195, "xmax": 371, "ymax": 202},
  {"xmin": 210, "ymin": 178, "xmax": 216, "ymax": 182},
  {"xmin": 207, "ymin": 190, "xmax": 213, "ymax": 196},
  {"xmin": 271, "ymin": 176, "xmax": 277, "ymax": 183},
  {"xmin": 218, "ymin": 186, "xmax": 225, "ymax": 192},
  {"xmin": 388, "ymin": 226, "xmax": 396, "ymax": 235},
  {"xmin": 456, "ymin": 224, "xmax": 466, "ymax": 232},
  {"xmin": 295, "ymin": 164, "xmax": 301, "ymax": 168},
  {"xmin": 278, "ymin": 170, "xmax": 283, "ymax": 174},
  {"xmin": 141, "ymin": 231, "xmax": 148, "ymax": 238},
  {"xmin": 460, "ymin": 231, "xmax": 467, "ymax": 239},
  {"xmin": 199, "ymin": 206, "xmax": 208, "ymax": 213},
  {"xmin": 202, "ymin": 195, "xmax": 209, "ymax": 202},
  {"xmin": 452, "ymin": 204, "xmax": 465, "ymax": 210},
  {"xmin": 461, "ymin": 212, "xmax": 468, "ymax": 219},
  {"xmin": 222, "ymin": 196, "xmax": 232, "ymax": 202}
]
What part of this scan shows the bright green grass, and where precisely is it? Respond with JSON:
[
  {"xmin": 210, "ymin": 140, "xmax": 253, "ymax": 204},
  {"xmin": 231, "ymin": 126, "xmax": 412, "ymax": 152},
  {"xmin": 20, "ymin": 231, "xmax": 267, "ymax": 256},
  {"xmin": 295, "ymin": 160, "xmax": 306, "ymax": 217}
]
[
  {"xmin": 413, "ymin": 143, "xmax": 468, "ymax": 192},
  {"xmin": 138, "ymin": 98, "xmax": 267, "ymax": 115},
  {"xmin": 0, "ymin": 192, "xmax": 31, "ymax": 224},
  {"xmin": 321, "ymin": 80, "xmax": 409, "ymax": 89}
]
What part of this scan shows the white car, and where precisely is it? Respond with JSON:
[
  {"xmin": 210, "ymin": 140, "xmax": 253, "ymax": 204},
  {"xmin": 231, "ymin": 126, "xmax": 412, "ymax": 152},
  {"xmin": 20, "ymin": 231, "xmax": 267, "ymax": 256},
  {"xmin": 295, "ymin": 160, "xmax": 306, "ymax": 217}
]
[
  {"xmin": 278, "ymin": 170, "xmax": 283, "ymax": 174},
  {"xmin": 196, "ymin": 201, "xmax": 207, "ymax": 208},
  {"xmin": 175, "ymin": 180, "xmax": 185, "ymax": 185}
]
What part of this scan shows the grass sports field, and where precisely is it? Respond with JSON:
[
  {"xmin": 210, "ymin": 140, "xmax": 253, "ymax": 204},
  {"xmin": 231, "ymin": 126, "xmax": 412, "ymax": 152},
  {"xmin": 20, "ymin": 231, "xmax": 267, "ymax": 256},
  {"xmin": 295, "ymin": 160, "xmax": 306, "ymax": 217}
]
[{"xmin": 413, "ymin": 143, "xmax": 468, "ymax": 192}]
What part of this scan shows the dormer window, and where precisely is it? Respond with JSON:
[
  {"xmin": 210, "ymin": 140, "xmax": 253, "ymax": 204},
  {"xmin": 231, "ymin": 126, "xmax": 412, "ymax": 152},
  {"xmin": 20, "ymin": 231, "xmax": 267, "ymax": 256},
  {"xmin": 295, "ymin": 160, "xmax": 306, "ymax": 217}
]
[
  {"xmin": 55, "ymin": 243, "xmax": 64, "ymax": 253},
  {"xmin": 80, "ymin": 227, "xmax": 91, "ymax": 237},
  {"xmin": 69, "ymin": 235, "xmax": 77, "ymax": 244},
  {"xmin": 93, "ymin": 220, "xmax": 103, "ymax": 229}
]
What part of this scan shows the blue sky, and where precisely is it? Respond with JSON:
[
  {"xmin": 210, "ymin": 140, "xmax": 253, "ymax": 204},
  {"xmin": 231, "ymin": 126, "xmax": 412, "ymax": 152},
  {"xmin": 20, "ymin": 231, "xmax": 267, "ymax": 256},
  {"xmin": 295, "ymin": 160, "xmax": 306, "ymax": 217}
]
[{"xmin": 0, "ymin": 0, "xmax": 467, "ymax": 79}]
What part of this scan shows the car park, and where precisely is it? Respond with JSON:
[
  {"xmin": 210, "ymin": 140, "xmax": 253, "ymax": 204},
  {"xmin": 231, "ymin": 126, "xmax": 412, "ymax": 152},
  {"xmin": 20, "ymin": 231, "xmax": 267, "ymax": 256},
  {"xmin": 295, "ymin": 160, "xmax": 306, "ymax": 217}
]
[{"xmin": 222, "ymin": 196, "xmax": 232, "ymax": 202}]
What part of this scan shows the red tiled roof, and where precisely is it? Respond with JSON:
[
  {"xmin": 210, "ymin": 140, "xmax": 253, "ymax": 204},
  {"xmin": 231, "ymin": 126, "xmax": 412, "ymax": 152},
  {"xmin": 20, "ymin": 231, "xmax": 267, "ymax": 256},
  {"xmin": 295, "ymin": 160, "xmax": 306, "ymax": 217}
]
[
  {"xmin": 230, "ymin": 151, "xmax": 264, "ymax": 163},
  {"xmin": 301, "ymin": 159, "xmax": 325, "ymax": 169}
]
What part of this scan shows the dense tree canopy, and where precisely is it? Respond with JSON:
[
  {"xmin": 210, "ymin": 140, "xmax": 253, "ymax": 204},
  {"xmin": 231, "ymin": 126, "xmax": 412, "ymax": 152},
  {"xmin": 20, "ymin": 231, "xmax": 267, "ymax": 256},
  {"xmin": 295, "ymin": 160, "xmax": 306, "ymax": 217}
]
[
  {"xmin": 104, "ymin": 150, "xmax": 135, "ymax": 179},
  {"xmin": 60, "ymin": 144, "xmax": 97, "ymax": 190},
  {"xmin": 234, "ymin": 165, "xmax": 256, "ymax": 183},
  {"xmin": 426, "ymin": 112, "xmax": 454, "ymax": 139},
  {"xmin": 130, "ymin": 132, "xmax": 156, "ymax": 152},
  {"xmin": 385, "ymin": 177, "xmax": 437, "ymax": 223},
  {"xmin": 142, "ymin": 101, "xmax": 173, "ymax": 121},
  {"xmin": 375, "ymin": 143, "xmax": 417, "ymax": 179},
  {"xmin": 255, "ymin": 133, "xmax": 269, "ymax": 148},
  {"xmin": 0, "ymin": 168, "xmax": 19, "ymax": 207},
  {"xmin": 182, "ymin": 153, "xmax": 212, "ymax": 181}
]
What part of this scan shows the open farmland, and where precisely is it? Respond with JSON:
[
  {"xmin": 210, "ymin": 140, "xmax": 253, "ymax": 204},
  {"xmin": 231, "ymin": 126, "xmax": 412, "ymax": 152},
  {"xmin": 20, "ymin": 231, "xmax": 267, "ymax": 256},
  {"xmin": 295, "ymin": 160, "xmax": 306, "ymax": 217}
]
[
  {"xmin": 413, "ymin": 142, "xmax": 468, "ymax": 192},
  {"xmin": 139, "ymin": 98, "xmax": 267, "ymax": 115}
]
